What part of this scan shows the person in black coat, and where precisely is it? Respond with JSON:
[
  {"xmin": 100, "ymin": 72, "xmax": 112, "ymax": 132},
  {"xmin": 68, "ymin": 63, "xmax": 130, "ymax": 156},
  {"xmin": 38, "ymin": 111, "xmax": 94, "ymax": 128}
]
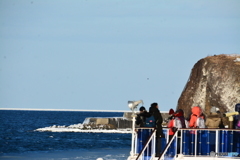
[
  {"xmin": 149, "ymin": 103, "xmax": 164, "ymax": 137},
  {"xmin": 149, "ymin": 102, "xmax": 164, "ymax": 157},
  {"xmin": 234, "ymin": 103, "xmax": 240, "ymax": 129}
]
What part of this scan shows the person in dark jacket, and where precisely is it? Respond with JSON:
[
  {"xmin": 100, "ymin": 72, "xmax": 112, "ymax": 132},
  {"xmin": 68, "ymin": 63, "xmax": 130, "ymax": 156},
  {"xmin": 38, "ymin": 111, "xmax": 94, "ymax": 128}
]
[
  {"xmin": 234, "ymin": 103, "xmax": 240, "ymax": 129},
  {"xmin": 136, "ymin": 106, "xmax": 151, "ymax": 127},
  {"xmin": 149, "ymin": 102, "xmax": 164, "ymax": 157},
  {"xmin": 135, "ymin": 106, "xmax": 152, "ymax": 151},
  {"xmin": 233, "ymin": 103, "xmax": 240, "ymax": 156}
]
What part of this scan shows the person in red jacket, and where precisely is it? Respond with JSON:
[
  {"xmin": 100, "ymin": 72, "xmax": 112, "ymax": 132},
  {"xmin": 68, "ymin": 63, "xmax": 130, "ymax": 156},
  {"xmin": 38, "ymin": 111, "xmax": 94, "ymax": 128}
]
[
  {"xmin": 168, "ymin": 109, "xmax": 186, "ymax": 139},
  {"xmin": 189, "ymin": 106, "xmax": 205, "ymax": 128},
  {"xmin": 167, "ymin": 109, "xmax": 186, "ymax": 154}
]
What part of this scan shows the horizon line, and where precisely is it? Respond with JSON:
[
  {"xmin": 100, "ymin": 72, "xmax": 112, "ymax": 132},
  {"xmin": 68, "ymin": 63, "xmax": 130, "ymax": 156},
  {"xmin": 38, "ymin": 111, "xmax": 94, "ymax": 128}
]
[
  {"xmin": 0, "ymin": 108, "xmax": 131, "ymax": 112},
  {"xmin": 0, "ymin": 108, "xmax": 168, "ymax": 113}
]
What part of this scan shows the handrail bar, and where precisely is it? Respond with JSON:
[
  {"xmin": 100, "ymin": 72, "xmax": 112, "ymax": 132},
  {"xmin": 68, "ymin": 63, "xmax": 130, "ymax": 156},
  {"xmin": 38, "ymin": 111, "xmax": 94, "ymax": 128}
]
[
  {"xmin": 158, "ymin": 129, "xmax": 179, "ymax": 160},
  {"xmin": 136, "ymin": 128, "xmax": 156, "ymax": 160},
  {"xmin": 178, "ymin": 128, "xmax": 239, "ymax": 131}
]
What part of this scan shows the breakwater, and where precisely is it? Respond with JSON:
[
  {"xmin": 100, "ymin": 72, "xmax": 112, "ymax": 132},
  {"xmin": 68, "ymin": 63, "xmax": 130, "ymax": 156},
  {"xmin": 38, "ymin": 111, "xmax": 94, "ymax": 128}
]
[{"xmin": 83, "ymin": 112, "xmax": 169, "ymax": 129}]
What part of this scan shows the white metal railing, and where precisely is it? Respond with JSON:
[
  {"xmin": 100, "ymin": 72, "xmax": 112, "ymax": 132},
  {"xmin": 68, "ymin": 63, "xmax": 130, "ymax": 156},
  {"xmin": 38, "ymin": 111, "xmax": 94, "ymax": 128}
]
[
  {"xmin": 133, "ymin": 128, "xmax": 240, "ymax": 160},
  {"xmin": 136, "ymin": 128, "xmax": 156, "ymax": 160},
  {"xmin": 159, "ymin": 129, "xmax": 178, "ymax": 160},
  {"xmin": 133, "ymin": 128, "xmax": 169, "ymax": 160}
]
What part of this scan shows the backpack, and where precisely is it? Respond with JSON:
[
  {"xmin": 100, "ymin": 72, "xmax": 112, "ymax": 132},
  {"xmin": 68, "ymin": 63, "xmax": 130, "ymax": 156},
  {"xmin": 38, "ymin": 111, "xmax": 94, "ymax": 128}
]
[
  {"xmin": 185, "ymin": 120, "xmax": 189, "ymax": 128},
  {"xmin": 196, "ymin": 116, "xmax": 205, "ymax": 128},
  {"xmin": 174, "ymin": 117, "xmax": 182, "ymax": 128},
  {"xmin": 145, "ymin": 115, "xmax": 156, "ymax": 127}
]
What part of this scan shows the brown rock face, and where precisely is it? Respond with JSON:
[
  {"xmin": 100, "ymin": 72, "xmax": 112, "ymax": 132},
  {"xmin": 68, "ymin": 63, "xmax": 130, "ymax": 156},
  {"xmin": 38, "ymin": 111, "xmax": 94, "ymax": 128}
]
[{"xmin": 177, "ymin": 54, "xmax": 240, "ymax": 118}]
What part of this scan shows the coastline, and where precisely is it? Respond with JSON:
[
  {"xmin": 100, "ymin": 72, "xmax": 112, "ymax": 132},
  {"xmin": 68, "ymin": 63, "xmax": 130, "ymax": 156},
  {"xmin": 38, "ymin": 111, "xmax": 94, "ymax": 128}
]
[{"xmin": 35, "ymin": 127, "xmax": 132, "ymax": 133}]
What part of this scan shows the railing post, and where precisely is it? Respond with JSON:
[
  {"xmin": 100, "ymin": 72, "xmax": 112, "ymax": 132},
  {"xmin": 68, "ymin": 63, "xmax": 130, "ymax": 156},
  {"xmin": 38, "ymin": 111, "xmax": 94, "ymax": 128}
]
[
  {"xmin": 215, "ymin": 130, "xmax": 219, "ymax": 156},
  {"xmin": 167, "ymin": 128, "xmax": 169, "ymax": 143},
  {"xmin": 175, "ymin": 131, "xmax": 178, "ymax": 157},
  {"xmin": 182, "ymin": 130, "xmax": 189, "ymax": 155},
  {"xmin": 180, "ymin": 129, "xmax": 183, "ymax": 154},
  {"xmin": 134, "ymin": 129, "xmax": 138, "ymax": 155},
  {"xmin": 207, "ymin": 130, "xmax": 210, "ymax": 155},
  {"xmin": 230, "ymin": 130, "xmax": 233, "ymax": 152},
  {"xmin": 195, "ymin": 129, "xmax": 197, "ymax": 157},
  {"xmin": 130, "ymin": 114, "xmax": 136, "ymax": 157},
  {"xmin": 152, "ymin": 128, "xmax": 156, "ymax": 158}
]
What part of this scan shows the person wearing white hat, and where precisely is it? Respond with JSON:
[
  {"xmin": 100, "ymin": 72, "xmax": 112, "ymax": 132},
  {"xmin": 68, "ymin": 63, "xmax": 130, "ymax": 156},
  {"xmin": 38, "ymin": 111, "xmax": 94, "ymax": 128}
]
[{"xmin": 205, "ymin": 106, "xmax": 222, "ymax": 128}]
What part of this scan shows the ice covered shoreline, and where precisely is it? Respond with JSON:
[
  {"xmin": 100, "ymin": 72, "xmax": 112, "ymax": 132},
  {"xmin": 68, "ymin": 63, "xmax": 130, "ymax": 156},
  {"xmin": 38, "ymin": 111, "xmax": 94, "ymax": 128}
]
[
  {"xmin": 35, "ymin": 128, "xmax": 132, "ymax": 133},
  {"xmin": 35, "ymin": 125, "xmax": 132, "ymax": 133}
]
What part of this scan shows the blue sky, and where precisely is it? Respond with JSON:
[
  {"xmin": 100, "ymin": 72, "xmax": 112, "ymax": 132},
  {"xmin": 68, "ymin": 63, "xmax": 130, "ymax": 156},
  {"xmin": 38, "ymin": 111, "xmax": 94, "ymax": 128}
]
[{"xmin": 0, "ymin": 0, "xmax": 240, "ymax": 111}]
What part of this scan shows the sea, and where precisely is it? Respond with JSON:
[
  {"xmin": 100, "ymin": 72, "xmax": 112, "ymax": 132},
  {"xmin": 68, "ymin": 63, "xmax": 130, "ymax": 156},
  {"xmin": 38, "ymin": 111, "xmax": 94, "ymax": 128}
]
[{"xmin": 0, "ymin": 110, "xmax": 131, "ymax": 160}]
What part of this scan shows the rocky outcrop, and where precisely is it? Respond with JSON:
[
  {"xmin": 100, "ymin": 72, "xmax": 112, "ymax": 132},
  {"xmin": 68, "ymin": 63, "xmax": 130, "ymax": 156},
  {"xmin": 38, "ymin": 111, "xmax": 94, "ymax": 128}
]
[{"xmin": 177, "ymin": 54, "xmax": 240, "ymax": 118}]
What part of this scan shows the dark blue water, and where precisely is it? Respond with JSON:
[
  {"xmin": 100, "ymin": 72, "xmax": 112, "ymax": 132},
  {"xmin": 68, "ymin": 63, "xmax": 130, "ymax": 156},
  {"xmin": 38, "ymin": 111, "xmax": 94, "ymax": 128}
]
[{"xmin": 0, "ymin": 110, "xmax": 131, "ymax": 159}]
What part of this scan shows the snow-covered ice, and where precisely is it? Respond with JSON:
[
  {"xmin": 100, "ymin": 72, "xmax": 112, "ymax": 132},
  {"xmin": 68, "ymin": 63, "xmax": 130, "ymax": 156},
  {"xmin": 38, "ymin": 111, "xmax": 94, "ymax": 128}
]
[{"xmin": 35, "ymin": 123, "xmax": 132, "ymax": 133}]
